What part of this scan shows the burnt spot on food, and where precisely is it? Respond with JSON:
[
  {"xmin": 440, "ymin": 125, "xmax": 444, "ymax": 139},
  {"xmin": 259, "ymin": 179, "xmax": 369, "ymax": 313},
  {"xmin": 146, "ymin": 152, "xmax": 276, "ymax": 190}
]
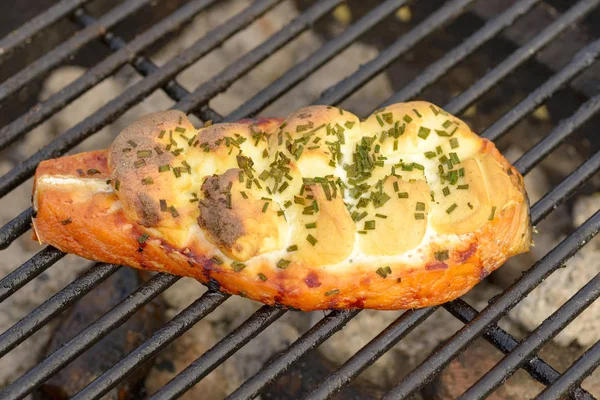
[
  {"xmin": 198, "ymin": 175, "xmax": 245, "ymax": 249},
  {"xmin": 135, "ymin": 193, "xmax": 159, "ymax": 227},
  {"xmin": 425, "ymin": 261, "xmax": 449, "ymax": 271},
  {"xmin": 348, "ymin": 297, "xmax": 365, "ymax": 308},
  {"xmin": 304, "ymin": 271, "xmax": 321, "ymax": 288},
  {"xmin": 456, "ymin": 243, "xmax": 477, "ymax": 263}
]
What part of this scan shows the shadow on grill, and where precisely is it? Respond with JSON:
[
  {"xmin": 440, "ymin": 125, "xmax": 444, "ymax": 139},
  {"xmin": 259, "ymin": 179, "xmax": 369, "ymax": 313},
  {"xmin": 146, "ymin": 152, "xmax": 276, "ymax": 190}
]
[{"xmin": 0, "ymin": 0, "xmax": 599, "ymax": 399}]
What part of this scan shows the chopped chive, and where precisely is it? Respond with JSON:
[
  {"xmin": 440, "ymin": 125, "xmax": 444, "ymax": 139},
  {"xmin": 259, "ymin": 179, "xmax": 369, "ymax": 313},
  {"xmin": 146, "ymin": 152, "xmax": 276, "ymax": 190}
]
[
  {"xmin": 376, "ymin": 267, "xmax": 388, "ymax": 278},
  {"xmin": 413, "ymin": 108, "xmax": 422, "ymax": 118},
  {"xmin": 393, "ymin": 140, "xmax": 398, "ymax": 151},
  {"xmin": 160, "ymin": 199, "xmax": 167, "ymax": 212},
  {"xmin": 398, "ymin": 192, "xmax": 409, "ymax": 198},
  {"xmin": 412, "ymin": 162, "xmax": 424, "ymax": 170},
  {"xmin": 294, "ymin": 196, "xmax": 305, "ymax": 205},
  {"xmin": 442, "ymin": 120, "xmax": 452, "ymax": 129},
  {"xmin": 424, "ymin": 151, "xmax": 437, "ymax": 159},
  {"xmin": 357, "ymin": 231, "xmax": 367, "ymax": 234},
  {"xmin": 114, "ymin": 180, "xmax": 120, "ymax": 191},
  {"xmin": 376, "ymin": 114, "xmax": 384, "ymax": 127},
  {"xmin": 305, "ymin": 222, "xmax": 317, "ymax": 229},
  {"xmin": 134, "ymin": 159, "xmax": 145, "ymax": 169},
  {"xmin": 417, "ymin": 126, "xmax": 430, "ymax": 139},
  {"xmin": 276, "ymin": 259, "xmax": 291, "ymax": 269},
  {"xmin": 458, "ymin": 167, "xmax": 465, "ymax": 177},
  {"xmin": 429, "ymin": 105, "xmax": 439, "ymax": 116},
  {"xmin": 287, "ymin": 245, "xmax": 298, "ymax": 252},
  {"xmin": 232, "ymin": 262, "xmax": 246, "ymax": 272},
  {"xmin": 174, "ymin": 126, "xmax": 186, "ymax": 133},
  {"xmin": 375, "ymin": 213, "xmax": 387, "ymax": 219},
  {"xmin": 457, "ymin": 184, "xmax": 469, "ymax": 190},
  {"xmin": 489, "ymin": 206, "xmax": 497, "ymax": 220},
  {"xmin": 414, "ymin": 213, "xmax": 425, "ymax": 220},
  {"xmin": 446, "ymin": 203, "xmax": 458, "ymax": 214},
  {"xmin": 127, "ymin": 140, "xmax": 137, "ymax": 148},
  {"xmin": 364, "ymin": 220, "xmax": 376, "ymax": 230},
  {"xmin": 435, "ymin": 250, "xmax": 449, "ymax": 261},
  {"xmin": 442, "ymin": 186, "xmax": 450, "ymax": 196},
  {"xmin": 61, "ymin": 218, "xmax": 72, "ymax": 225},
  {"xmin": 169, "ymin": 206, "xmax": 179, "ymax": 218},
  {"xmin": 173, "ymin": 168, "xmax": 181, "ymax": 178},
  {"xmin": 211, "ymin": 256, "xmax": 223, "ymax": 265},
  {"xmin": 158, "ymin": 164, "xmax": 170, "ymax": 172},
  {"xmin": 436, "ymin": 145, "xmax": 443, "ymax": 155},
  {"xmin": 450, "ymin": 138, "xmax": 459, "ymax": 149},
  {"xmin": 77, "ymin": 169, "xmax": 85, "ymax": 176},
  {"xmin": 262, "ymin": 202, "xmax": 269, "ymax": 213},
  {"xmin": 449, "ymin": 152, "xmax": 460, "ymax": 164},
  {"xmin": 344, "ymin": 121, "xmax": 355, "ymax": 129},
  {"xmin": 284, "ymin": 200, "xmax": 292, "ymax": 208},
  {"xmin": 86, "ymin": 169, "xmax": 100, "ymax": 175},
  {"xmin": 306, "ymin": 234, "xmax": 317, "ymax": 246},
  {"xmin": 138, "ymin": 233, "xmax": 149, "ymax": 244},
  {"xmin": 467, "ymin": 202, "xmax": 474, "ymax": 209},
  {"xmin": 403, "ymin": 114, "xmax": 413, "ymax": 123},
  {"xmin": 141, "ymin": 177, "xmax": 154, "ymax": 185},
  {"xmin": 415, "ymin": 202, "xmax": 425, "ymax": 211},
  {"xmin": 393, "ymin": 181, "xmax": 399, "ymax": 192},
  {"xmin": 240, "ymin": 191, "xmax": 248, "ymax": 199},
  {"xmin": 158, "ymin": 130, "xmax": 166, "ymax": 139},
  {"xmin": 325, "ymin": 289, "xmax": 339, "ymax": 296}
]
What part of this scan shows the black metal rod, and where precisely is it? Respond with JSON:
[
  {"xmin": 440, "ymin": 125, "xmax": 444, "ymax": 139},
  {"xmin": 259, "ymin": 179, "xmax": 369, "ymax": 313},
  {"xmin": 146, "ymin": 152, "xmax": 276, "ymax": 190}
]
[
  {"xmin": 0, "ymin": 262, "xmax": 119, "ymax": 358},
  {"xmin": 482, "ymin": 38, "xmax": 600, "ymax": 141},
  {"xmin": 459, "ymin": 273, "xmax": 600, "ymax": 399},
  {"xmin": 531, "ymin": 151, "xmax": 600, "ymax": 225},
  {"xmin": 224, "ymin": 0, "xmax": 409, "ymax": 121},
  {"xmin": 302, "ymin": 307, "xmax": 437, "ymax": 400},
  {"xmin": 381, "ymin": 210, "xmax": 600, "ymax": 399},
  {"xmin": 315, "ymin": 0, "xmax": 476, "ymax": 106},
  {"xmin": 0, "ymin": 207, "xmax": 33, "ymax": 250},
  {"xmin": 225, "ymin": 310, "xmax": 361, "ymax": 400},
  {"xmin": 536, "ymin": 339, "xmax": 600, "ymax": 400},
  {"xmin": 0, "ymin": 0, "xmax": 220, "ymax": 151},
  {"xmin": 71, "ymin": 6, "xmax": 222, "ymax": 124},
  {"xmin": 513, "ymin": 93, "xmax": 600, "ymax": 175},
  {"xmin": 71, "ymin": 290, "xmax": 229, "ymax": 400},
  {"xmin": 173, "ymin": 0, "xmax": 342, "ymax": 115},
  {"xmin": 148, "ymin": 306, "xmax": 286, "ymax": 400},
  {"xmin": 0, "ymin": 0, "xmax": 90, "ymax": 59},
  {"xmin": 445, "ymin": 0, "xmax": 600, "ymax": 115},
  {"xmin": 0, "ymin": 0, "xmax": 152, "ymax": 103},
  {"xmin": 0, "ymin": 0, "xmax": 282, "ymax": 198},
  {"xmin": 381, "ymin": 0, "xmax": 541, "ymax": 108},
  {"xmin": 0, "ymin": 246, "xmax": 64, "ymax": 302},
  {"xmin": 0, "ymin": 272, "xmax": 179, "ymax": 400},
  {"xmin": 444, "ymin": 299, "xmax": 594, "ymax": 400}
]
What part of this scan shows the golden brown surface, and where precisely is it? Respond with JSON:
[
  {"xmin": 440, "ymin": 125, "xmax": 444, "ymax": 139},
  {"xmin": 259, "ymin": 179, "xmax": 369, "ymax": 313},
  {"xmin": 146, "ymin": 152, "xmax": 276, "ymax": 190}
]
[{"xmin": 32, "ymin": 102, "xmax": 531, "ymax": 310}]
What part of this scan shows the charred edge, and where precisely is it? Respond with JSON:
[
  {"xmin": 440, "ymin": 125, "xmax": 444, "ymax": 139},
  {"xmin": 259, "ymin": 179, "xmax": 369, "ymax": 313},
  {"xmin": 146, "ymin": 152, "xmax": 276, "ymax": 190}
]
[
  {"xmin": 304, "ymin": 271, "xmax": 321, "ymax": 288},
  {"xmin": 456, "ymin": 243, "xmax": 477, "ymax": 263},
  {"xmin": 425, "ymin": 261, "xmax": 449, "ymax": 271}
]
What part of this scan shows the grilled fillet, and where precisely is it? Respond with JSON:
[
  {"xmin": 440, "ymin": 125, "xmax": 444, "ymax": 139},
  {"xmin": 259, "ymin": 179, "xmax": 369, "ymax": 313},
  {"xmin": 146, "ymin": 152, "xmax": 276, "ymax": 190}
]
[{"xmin": 32, "ymin": 101, "xmax": 531, "ymax": 310}]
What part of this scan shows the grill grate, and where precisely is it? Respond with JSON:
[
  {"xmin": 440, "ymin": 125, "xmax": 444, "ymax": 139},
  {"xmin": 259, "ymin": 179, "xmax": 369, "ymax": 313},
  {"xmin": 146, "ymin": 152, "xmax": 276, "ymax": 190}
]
[{"xmin": 0, "ymin": 0, "xmax": 599, "ymax": 399}]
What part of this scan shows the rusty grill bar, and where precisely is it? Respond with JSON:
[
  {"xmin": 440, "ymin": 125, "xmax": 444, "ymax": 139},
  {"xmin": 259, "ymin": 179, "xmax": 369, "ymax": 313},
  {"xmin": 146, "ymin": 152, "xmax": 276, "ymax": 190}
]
[{"xmin": 0, "ymin": 0, "xmax": 599, "ymax": 399}]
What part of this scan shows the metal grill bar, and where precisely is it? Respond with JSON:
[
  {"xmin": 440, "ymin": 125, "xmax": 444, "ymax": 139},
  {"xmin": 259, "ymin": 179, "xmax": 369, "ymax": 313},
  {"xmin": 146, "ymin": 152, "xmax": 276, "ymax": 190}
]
[
  {"xmin": 0, "ymin": 0, "xmax": 90, "ymax": 57},
  {"xmin": 532, "ymin": 152, "xmax": 600, "ymax": 225},
  {"xmin": 0, "ymin": 263, "xmax": 119, "ymax": 358},
  {"xmin": 0, "ymin": 208, "xmax": 33, "ymax": 250},
  {"xmin": 225, "ymin": 310, "xmax": 360, "ymax": 400},
  {"xmin": 147, "ymin": 306, "xmax": 286, "ymax": 400},
  {"xmin": 0, "ymin": 0, "xmax": 282, "ymax": 199},
  {"xmin": 537, "ymin": 340, "xmax": 600, "ymax": 400},
  {"xmin": 513, "ymin": 93, "xmax": 600, "ymax": 175},
  {"xmin": 482, "ymin": 39, "xmax": 600, "ymax": 141},
  {"xmin": 0, "ymin": 273, "xmax": 179, "ymax": 400},
  {"xmin": 444, "ymin": 299, "xmax": 594, "ymax": 400},
  {"xmin": 460, "ymin": 273, "xmax": 600, "ymax": 399},
  {"xmin": 0, "ymin": 246, "xmax": 63, "ymax": 302},
  {"xmin": 223, "ymin": 0, "xmax": 410, "ymax": 121},
  {"xmin": 316, "ymin": 0, "xmax": 476, "ymax": 106},
  {"xmin": 382, "ymin": 0, "xmax": 541, "ymax": 108},
  {"xmin": 381, "ymin": 211, "xmax": 600, "ymax": 399},
  {"xmin": 445, "ymin": 0, "xmax": 600, "ymax": 115},
  {"xmin": 302, "ymin": 308, "xmax": 437, "ymax": 400},
  {"xmin": 0, "ymin": 0, "xmax": 153, "ymax": 103},
  {"xmin": 0, "ymin": 0, "xmax": 220, "ymax": 152},
  {"xmin": 71, "ymin": 8, "xmax": 223, "ymax": 123},
  {"xmin": 71, "ymin": 291, "xmax": 230, "ymax": 400},
  {"xmin": 172, "ymin": 0, "xmax": 343, "ymax": 116}
]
